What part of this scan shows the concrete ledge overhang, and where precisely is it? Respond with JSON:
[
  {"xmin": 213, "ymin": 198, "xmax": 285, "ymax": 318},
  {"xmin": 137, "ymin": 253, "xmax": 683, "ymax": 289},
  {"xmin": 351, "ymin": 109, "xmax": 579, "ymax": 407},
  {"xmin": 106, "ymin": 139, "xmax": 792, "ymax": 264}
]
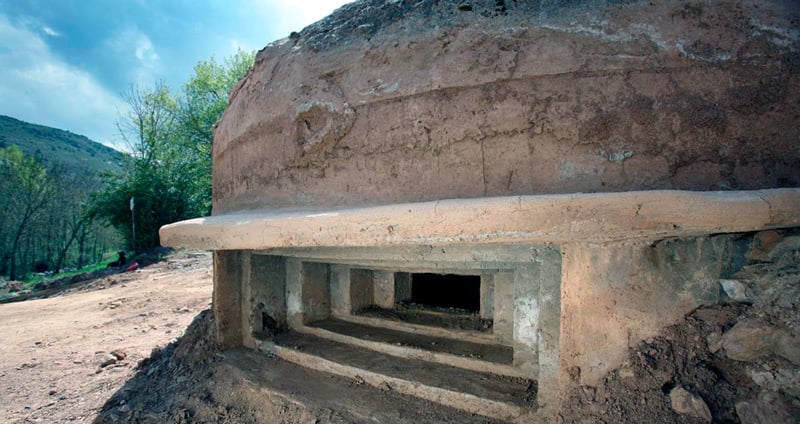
[{"xmin": 159, "ymin": 188, "xmax": 800, "ymax": 250}]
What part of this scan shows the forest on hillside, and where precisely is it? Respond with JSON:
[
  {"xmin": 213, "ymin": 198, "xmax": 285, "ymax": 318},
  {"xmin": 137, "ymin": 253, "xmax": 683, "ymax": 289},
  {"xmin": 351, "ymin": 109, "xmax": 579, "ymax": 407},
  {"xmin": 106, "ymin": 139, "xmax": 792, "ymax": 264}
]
[{"xmin": 0, "ymin": 50, "xmax": 254, "ymax": 282}]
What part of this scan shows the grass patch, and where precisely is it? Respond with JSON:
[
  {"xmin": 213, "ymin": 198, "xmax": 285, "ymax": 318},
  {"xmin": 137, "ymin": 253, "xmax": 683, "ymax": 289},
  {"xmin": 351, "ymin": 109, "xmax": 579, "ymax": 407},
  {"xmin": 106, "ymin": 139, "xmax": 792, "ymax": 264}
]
[{"xmin": 18, "ymin": 252, "xmax": 124, "ymax": 288}]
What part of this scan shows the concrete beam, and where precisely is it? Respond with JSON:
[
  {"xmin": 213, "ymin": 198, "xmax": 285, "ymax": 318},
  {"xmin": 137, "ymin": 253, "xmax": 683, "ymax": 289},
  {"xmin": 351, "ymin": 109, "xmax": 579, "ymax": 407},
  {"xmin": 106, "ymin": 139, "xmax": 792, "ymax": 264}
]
[{"xmin": 161, "ymin": 189, "xmax": 800, "ymax": 250}]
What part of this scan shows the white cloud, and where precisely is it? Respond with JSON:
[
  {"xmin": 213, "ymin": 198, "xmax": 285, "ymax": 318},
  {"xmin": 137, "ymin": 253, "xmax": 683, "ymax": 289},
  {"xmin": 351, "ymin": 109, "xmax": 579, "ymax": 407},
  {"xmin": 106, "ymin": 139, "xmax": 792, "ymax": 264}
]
[
  {"xmin": 42, "ymin": 26, "xmax": 59, "ymax": 37},
  {"xmin": 105, "ymin": 26, "xmax": 161, "ymax": 85},
  {"xmin": 0, "ymin": 15, "xmax": 125, "ymax": 148}
]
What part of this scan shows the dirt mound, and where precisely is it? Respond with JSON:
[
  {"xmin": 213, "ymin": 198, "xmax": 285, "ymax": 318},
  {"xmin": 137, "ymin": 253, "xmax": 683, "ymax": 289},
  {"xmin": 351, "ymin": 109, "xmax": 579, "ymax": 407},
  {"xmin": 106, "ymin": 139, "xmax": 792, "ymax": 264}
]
[{"xmin": 560, "ymin": 232, "xmax": 800, "ymax": 423}]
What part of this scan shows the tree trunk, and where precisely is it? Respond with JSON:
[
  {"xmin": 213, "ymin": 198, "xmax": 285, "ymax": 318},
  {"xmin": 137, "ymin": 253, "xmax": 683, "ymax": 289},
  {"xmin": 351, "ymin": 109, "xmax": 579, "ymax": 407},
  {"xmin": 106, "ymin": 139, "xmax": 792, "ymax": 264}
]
[{"xmin": 54, "ymin": 219, "xmax": 85, "ymax": 274}]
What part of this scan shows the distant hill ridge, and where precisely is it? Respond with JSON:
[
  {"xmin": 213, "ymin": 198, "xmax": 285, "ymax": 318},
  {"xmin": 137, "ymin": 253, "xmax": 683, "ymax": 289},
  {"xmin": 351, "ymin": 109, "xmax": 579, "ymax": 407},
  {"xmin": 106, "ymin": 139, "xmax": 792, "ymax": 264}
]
[{"xmin": 0, "ymin": 115, "xmax": 124, "ymax": 174}]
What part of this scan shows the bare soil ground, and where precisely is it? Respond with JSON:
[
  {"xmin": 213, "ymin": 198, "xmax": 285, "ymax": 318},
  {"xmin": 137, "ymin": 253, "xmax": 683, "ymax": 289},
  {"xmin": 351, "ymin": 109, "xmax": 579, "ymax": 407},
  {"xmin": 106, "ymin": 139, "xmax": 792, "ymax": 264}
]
[{"xmin": 0, "ymin": 251, "xmax": 213, "ymax": 423}]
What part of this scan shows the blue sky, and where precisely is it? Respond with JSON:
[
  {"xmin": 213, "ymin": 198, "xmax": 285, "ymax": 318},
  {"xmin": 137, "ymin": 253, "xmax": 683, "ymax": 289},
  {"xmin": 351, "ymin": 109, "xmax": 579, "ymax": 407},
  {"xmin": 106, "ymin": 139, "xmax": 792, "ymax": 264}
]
[{"xmin": 0, "ymin": 0, "xmax": 352, "ymax": 148}]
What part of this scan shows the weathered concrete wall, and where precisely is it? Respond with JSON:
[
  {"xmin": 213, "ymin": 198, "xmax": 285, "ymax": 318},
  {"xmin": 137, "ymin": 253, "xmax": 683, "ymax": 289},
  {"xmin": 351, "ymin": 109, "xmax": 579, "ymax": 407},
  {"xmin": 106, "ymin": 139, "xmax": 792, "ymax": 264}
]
[
  {"xmin": 212, "ymin": 0, "xmax": 799, "ymax": 214},
  {"xmin": 560, "ymin": 234, "xmax": 747, "ymax": 386},
  {"xmin": 214, "ymin": 251, "xmax": 244, "ymax": 348},
  {"xmin": 247, "ymin": 255, "xmax": 287, "ymax": 339}
]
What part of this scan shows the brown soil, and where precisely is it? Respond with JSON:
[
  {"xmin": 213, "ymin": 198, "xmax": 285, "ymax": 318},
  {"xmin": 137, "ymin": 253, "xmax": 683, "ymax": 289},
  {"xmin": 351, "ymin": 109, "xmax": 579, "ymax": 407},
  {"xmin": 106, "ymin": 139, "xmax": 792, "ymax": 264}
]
[
  {"xmin": 2, "ymin": 238, "xmax": 798, "ymax": 423},
  {"xmin": 0, "ymin": 251, "xmax": 213, "ymax": 423}
]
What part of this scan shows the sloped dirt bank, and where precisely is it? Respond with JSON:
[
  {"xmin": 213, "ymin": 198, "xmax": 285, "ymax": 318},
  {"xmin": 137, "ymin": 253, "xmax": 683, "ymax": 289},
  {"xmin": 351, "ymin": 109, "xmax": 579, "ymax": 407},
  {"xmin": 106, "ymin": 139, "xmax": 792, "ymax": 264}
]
[{"xmin": 560, "ymin": 232, "xmax": 800, "ymax": 423}]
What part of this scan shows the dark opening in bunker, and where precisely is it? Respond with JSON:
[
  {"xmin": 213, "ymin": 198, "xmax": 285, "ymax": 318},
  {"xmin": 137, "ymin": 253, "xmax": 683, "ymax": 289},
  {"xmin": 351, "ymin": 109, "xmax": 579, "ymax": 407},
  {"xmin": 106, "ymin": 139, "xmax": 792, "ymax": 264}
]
[{"xmin": 410, "ymin": 273, "xmax": 481, "ymax": 312}]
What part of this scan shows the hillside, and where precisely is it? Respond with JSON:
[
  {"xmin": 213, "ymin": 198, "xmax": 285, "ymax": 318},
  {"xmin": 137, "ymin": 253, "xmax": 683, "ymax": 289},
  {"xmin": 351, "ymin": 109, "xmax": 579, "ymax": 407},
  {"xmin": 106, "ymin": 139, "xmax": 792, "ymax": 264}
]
[{"xmin": 0, "ymin": 115, "xmax": 124, "ymax": 174}]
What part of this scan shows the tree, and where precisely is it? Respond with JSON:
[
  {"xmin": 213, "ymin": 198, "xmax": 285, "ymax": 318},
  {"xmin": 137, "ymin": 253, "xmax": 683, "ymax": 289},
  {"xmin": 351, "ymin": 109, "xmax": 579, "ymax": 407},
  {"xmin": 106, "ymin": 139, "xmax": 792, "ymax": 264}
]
[
  {"xmin": 0, "ymin": 146, "xmax": 52, "ymax": 280},
  {"xmin": 176, "ymin": 49, "xmax": 255, "ymax": 214},
  {"xmin": 49, "ymin": 168, "xmax": 100, "ymax": 273},
  {"xmin": 117, "ymin": 81, "xmax": 178, "ymax": 164},
  {"xmin": 94, "ymin": 82, "xmax": 197, "ymax": 252},
  {"xmin": 93, "ymin": 51, "xmax": 255, "ymax": 252}
]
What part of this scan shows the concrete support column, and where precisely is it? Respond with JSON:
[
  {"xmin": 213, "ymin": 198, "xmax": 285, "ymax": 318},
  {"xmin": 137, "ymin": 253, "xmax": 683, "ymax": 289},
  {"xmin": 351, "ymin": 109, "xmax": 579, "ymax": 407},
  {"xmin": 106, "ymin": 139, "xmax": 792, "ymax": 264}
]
[
  {"xmin": 373, "ymin": 270, "xmax": 396, "ymax": 309},
  {"xmin": 480, "ymin": 273, "xmax": 495, "ymax": 319},
  {"xmin": 493, "ymin": 271, "xmax": 514, "ymax": 346},
  {"xmin": 395, "ymin": 272, "xmax": 412, "ymax": 303},
  {"xmin": 350, "ymin": 269, "xmax": 374, "ymax": 312},
  {"xmin": 301, "ymin": 262, "xmax": 331, "ymax": 323},
  {"xmin": 286, "ymin": 258, "xmax": 303, "ymax": 328},
  {"xmin": 238, "ymin": 252, "xmax": 254, "ymax": 348},
  {"xmin": 329, "ymin": 264, "xmax": 352, "ymax": 318},
  {"xmin": 513, "ymin": 264, "xmax": 539, "ymax": 376},
  {"xmin": 213, "ymin": 250, "xmax": 244, "ymax": 349},
  {"xmin": 535, "ymin": 247, "xmax": 563, "ymax": 420}
]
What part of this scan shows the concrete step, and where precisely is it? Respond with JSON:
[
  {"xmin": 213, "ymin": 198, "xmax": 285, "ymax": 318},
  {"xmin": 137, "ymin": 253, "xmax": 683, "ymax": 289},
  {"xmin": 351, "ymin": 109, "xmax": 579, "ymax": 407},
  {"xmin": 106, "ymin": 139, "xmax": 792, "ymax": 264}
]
[
  {"xmin": 341, "ymin": 309, "xmax": 501, "ymax": 346},
  {"xmin": 258, "ymin": 331, "xmax": 537, "ymax": 423},
  {"xmin": 303, "ymin": 318, "xmax": 527, "ymax": 378},
  {"xmin": 218, "ymin": 349, "xmax": 509, "ymax": 423}
]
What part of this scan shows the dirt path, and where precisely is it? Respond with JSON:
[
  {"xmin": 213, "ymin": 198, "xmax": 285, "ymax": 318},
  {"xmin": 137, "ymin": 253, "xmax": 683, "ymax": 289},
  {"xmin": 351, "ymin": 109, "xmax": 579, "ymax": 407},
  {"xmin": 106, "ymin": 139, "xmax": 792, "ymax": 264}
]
[{"xmin": 0, "ymin": 251, "xmax": 212, "ymax": 423}]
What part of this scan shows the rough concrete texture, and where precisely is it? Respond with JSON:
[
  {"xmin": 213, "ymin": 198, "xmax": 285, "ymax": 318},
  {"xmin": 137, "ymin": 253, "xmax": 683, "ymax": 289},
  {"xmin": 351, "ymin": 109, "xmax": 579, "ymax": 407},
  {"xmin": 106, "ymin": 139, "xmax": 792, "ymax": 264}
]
[
  {"xmin": 560, "ymin": 233, "xmax": 748, "ymax": 385},
  {"xmin": 161, "ymin": 188, "xmax": 800, "ymax": 250},
  {"xmin": 212, "ymin": 0, "xmax": 799, "ymax": 213}
]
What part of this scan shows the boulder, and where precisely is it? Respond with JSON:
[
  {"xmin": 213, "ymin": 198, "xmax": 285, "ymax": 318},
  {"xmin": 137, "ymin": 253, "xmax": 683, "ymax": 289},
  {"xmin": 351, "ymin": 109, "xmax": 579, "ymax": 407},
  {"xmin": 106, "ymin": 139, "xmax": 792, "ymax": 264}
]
[
  {"xmin": 669, "ymin": 387, "xmax": 711, "ymax": 422},
  {"xmin": 735, "ymin": 391, "xmax": 793, "ymax": 424},
  {"xmin": 721, "ymin": 318, "xmax": 799, "ymax": 364}
]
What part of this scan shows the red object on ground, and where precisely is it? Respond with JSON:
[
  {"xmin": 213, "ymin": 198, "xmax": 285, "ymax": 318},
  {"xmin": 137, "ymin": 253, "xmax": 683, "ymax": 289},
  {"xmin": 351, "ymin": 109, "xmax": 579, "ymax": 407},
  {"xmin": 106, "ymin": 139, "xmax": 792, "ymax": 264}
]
[{"xmin": 125, "ymin": 262, "xmax": 139, "ymax": 272}]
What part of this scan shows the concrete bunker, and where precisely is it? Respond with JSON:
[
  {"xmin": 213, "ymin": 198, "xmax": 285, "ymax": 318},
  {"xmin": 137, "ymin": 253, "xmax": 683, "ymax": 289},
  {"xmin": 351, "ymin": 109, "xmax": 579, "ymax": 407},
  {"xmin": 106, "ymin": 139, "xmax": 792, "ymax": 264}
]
[
  {"xmin": 160, "ymin": 0, "xmax": 800, "ymax": 421},
  {"xmin": 240, "ymin": 244, "xmax": 563, "ymax": 380}
]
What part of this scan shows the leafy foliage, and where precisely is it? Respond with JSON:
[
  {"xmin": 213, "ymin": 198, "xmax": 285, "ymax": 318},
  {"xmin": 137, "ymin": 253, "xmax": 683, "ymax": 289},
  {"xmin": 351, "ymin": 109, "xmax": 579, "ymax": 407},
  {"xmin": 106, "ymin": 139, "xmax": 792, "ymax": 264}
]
[
  {"xmin": 93, "ymin": 50, "xmax": 255, "ymax": 252},
  {"xmin": 0, "ymin": 146, "xmax": 117, "ymax": 280}
]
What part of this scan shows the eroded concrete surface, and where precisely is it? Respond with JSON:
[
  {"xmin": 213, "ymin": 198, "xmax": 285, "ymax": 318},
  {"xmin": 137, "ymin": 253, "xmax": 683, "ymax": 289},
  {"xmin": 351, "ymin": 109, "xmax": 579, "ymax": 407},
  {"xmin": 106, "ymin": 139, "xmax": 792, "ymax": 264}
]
[{"xmin": 213, "ymin": 0, "xmax": 799, "ymax": 213}]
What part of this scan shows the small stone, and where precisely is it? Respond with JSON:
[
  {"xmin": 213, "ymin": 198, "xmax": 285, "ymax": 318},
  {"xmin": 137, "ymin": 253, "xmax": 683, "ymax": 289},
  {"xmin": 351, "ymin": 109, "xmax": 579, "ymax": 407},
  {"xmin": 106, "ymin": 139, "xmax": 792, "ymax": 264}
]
[
  {"xmin": 719, "ymin": 279, "xmax": 751, "ymax": 303},
  {"xmin": 747, "ymin": 230, "xmax": 783, "ymax": 261},
  {"xmin": 618, "ymin": 367, "xmax": 635, "ymax": 379},
  {"xmin": 458, "ymin": 2, "xmax": 472, "ymax": 11},
  {"xmin": 98, "ymin": 353, "xmax": 117, "ymax": 368},
  {"xmin": 110, "ymin": 349, "xmax": 127, "ymax": 361},
  {"xmin": 669, "ymin": 387, "xmax": 712, "ymax": 422}
]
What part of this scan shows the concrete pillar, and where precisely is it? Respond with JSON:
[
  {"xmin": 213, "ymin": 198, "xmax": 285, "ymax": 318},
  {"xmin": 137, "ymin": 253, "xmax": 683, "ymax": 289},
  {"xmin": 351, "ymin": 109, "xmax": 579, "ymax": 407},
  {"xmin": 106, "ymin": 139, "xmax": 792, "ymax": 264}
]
[
  {"xmin": 286, "ymin": 258, "xmax": 303, "ymax": 328},
  {"xmin": 535, "ymin": 247, "xmax": 563, "ymax": 420},
  {"xmin": 213, "ymin": 250, "xmax": 244, "ymax": 349},
  {"xmin": 373, "ymin": 270, "xmax": 396, "ymax": 309},
  {"xmin": 395, "ymin": 272, "xmax": 412, "ymax": 303},
  {"xmin": 480, "ymin": 273, "xmax": 494, "ymax": 319},
  {"xmin": 239, "ymin": 252, "xmax": 253, "ymax": 348},
  {"xmin": 350, "ymin": 268, "xmax": 375, "ymax": 312},
  {"xmin": 493, "ymin": 271, "xmax": 514, "ymax": 345},
  {"xmin": 329, "ymin": 264, "xmax": 352, "ymax": 318},
  {"xmin": 513, "ymin": 264, "xmax": 539, "ymax": 376},
  {"xmin": 301, "ymin": 262, "xmax": 331, "ymax": 323}
]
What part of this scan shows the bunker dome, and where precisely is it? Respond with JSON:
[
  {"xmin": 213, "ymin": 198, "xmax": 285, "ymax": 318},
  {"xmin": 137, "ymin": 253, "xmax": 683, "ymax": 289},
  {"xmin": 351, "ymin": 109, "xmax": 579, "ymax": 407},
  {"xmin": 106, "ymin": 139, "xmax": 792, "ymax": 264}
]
[{"xmin": 161, "ymin": 0, "xmax": 800, "ymax": 421}]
